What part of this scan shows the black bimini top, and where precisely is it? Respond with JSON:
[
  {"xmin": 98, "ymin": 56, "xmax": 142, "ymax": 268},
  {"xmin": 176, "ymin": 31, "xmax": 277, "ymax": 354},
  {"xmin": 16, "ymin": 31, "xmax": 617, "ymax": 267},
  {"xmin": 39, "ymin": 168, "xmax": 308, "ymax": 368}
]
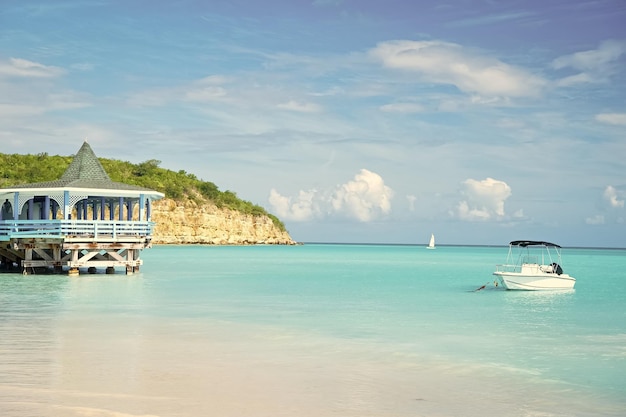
[{"xmin": 510, "ymin": 240, "xmax": 561, "ymax": 248}]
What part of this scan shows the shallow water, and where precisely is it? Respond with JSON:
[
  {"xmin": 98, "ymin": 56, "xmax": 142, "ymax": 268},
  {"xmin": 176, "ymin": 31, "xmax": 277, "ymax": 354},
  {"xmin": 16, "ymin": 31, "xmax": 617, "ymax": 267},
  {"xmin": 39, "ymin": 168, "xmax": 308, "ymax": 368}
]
[{"xmin": 1, "ymin": 244, "xmax": 624, "ymax": 416}]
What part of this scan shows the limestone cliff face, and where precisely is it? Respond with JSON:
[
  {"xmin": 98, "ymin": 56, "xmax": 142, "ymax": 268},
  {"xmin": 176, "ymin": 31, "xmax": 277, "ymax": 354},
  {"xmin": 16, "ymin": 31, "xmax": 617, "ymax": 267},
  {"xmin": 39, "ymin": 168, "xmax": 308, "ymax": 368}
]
[{"xmin": 150, "ymin": 198, "xmax": 296, "ymax": 245}]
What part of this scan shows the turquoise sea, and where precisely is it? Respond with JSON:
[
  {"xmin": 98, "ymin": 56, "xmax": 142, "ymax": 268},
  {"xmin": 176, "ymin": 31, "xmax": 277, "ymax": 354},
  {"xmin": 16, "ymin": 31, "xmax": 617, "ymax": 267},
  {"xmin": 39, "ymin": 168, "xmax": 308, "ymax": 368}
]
[{"xmin": 1, "ymin": 244, "xmax": 625, "ymax": 417}]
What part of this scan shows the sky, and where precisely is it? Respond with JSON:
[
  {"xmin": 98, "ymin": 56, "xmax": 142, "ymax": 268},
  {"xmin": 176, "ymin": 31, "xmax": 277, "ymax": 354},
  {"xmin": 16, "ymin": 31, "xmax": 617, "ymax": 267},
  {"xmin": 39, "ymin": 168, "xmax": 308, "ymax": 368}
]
[{"xmin": 0, "ymin": 0, "xmax": 625, "ymax": 247}]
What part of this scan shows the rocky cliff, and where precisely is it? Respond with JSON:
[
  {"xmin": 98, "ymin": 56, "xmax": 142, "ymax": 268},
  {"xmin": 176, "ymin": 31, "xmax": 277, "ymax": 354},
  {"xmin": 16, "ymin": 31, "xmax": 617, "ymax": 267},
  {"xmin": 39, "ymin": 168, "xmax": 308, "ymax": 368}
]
[{"xmin": 150, "ymin": 198, "xmax": 296, "ymax": 245}]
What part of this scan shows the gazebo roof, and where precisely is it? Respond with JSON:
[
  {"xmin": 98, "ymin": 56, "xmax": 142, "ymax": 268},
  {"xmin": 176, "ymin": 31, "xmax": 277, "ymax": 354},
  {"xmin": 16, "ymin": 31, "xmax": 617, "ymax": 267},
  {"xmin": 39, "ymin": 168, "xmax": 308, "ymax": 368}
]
[
  {"xmin": 61, "ymin": 140, "xmax": 113, "ymax": 183},
  {"xmin": 2, "ymin": 142, "xmax": 164, "ymax": 197}
]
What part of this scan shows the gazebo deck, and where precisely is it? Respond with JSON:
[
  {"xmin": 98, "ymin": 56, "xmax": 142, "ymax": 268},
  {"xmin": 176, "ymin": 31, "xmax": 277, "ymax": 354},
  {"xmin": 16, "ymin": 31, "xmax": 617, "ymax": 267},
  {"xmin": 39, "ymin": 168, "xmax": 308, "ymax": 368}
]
[{"xmin": 0, "ymin": 219, "xmax": 155, "ymax": 241}]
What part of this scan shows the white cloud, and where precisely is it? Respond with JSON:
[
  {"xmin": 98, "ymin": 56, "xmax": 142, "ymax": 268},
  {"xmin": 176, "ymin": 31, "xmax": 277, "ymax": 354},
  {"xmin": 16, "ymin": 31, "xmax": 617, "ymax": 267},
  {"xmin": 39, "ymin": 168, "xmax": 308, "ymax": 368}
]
[
  {"xmin": 603, "ymin": 185, "xmax": 625, "ymax": 208},
  {"xmin": 406, "ymin": 195, "xmax": 417, "ymax": 211},
  {"xmin": 70, "ymin": 62, "xmax": 95, "ymax": 71},
  {"xmin": 595, "ymin": 113, "xmax": 626, "ymax": 126},
  {"xmin": 447, "ymin": 11, "xmax": 535, "ymax": 28},
  {"xmin": 586, "ymin": 215, "xmax": 605, "ymax": 225},
  {"xmin": 125, "ymin": 75, "xmax": 232, "ymax": 107},
  {"xmin": 329, "ymin": 169, "xmax": 394, "ymax": 221},
  {"xmin": 552, "ymin": 40, "xmax": 626, "ymax": 72},
  {"xmin": 0, "ymin": 86, "xmax": 91, "ymax": 120},
  {"xmin": 380, "ymin": 102, "xmax": 425, "ymax": 113},
  {"xmin": 585, "ymin": 186, "xmax": 625, "ymax": 226},
  {"xmin": 269, "ymin": 188, "xmax": 320, "ymax": 221},
  {"xmin": 469, "ymin": 95, "xmax": 510, "ymax": 106},
  {"xmin": 277, "ymin": 100, "xmax": 322, "ymax": 113},
  {"xmin": 554, "ymin": 72, "xmax": 594, "ymax": 88},
  {"xmin": 185, "ymin": 86, "xmax": 227, "ymax": 101},
  {"xmin": 269, "ymin": 169, "xmax": 394, "ymax": 222},
  {"xmin": 369, "ymin": 40, "xmax": 545, "ymax": 97},
  {"xmin": 0, "ymin": 57, "xmax": 65, "ymax": 78},
  {"xmin": 552, "ymin": 40, "xmax": 626, "ymax": 86},
  {"xmin": 0, "ymin": 103, "xmax": 47, "ymax": 117},
  {"xmin": 185, "ymin": 76, "xmax": 230, "ymax": 101},
  {"xmin": 452, "ymin": 177, "xmax": 512, "ymax": 221}
]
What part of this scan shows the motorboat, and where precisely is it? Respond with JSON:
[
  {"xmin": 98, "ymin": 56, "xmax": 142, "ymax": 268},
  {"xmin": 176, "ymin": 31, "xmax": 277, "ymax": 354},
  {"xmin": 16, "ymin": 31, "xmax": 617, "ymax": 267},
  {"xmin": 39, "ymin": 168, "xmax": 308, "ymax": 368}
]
[{"xmin": 493, "ymin": 240, "xmax": 576, "ymax": 290}]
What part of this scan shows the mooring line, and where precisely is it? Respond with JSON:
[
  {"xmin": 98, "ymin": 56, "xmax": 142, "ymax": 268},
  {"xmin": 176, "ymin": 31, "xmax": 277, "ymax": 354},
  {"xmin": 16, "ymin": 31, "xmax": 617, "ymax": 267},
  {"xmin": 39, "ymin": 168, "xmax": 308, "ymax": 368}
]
[{"xmin": 472, "ymin": 281, "xmax": 491, "ymax": 292}]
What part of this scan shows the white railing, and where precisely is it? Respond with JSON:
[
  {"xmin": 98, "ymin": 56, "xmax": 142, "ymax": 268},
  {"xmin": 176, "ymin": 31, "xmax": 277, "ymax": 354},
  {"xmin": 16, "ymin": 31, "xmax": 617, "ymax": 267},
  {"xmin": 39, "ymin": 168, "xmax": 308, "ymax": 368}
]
[{"xmin": 0, "ymin": 219, "xmax": 155, "ymax": 240}]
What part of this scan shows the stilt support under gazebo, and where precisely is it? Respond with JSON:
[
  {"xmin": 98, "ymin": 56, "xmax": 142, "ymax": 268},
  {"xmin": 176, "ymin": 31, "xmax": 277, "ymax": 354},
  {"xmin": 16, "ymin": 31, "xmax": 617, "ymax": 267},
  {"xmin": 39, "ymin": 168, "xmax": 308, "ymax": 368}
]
[{"xmin": 1, "ymin": 236, "xmax": 149, "ymax": 276}]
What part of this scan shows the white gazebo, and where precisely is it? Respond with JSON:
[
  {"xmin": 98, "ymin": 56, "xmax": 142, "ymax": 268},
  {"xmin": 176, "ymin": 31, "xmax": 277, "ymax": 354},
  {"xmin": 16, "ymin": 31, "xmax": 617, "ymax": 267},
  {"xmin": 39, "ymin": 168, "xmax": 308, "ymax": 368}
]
[{"xmin": 0, "ymin": 142, "xmax": 164, "ymax": 275}]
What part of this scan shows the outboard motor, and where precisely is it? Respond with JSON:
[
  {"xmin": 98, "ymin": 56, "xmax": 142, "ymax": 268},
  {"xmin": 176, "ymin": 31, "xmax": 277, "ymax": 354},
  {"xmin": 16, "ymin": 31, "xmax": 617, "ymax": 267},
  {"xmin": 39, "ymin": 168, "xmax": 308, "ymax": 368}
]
[{"xmin": 551, "ymin": 263, "xmax": 563, "ymax": 275}]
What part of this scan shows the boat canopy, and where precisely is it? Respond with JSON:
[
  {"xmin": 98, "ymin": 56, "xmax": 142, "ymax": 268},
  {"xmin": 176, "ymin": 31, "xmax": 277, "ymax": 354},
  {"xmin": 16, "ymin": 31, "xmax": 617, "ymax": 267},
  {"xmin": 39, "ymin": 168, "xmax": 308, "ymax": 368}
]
[{"xmin": 509, "ymin": 240, "xmax": 561, "ymax": 248}]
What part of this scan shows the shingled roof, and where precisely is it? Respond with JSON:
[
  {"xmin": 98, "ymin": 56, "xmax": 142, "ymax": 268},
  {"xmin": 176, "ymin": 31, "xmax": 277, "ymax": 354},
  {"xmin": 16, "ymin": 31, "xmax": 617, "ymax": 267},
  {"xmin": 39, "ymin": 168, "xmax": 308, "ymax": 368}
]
[
  {"xmin": 5, "ymin": 141, "xmax": 163, "ymax": 195},
  {"xmin": 60, "ymin": 141, "xmax": 112, "ymax": 182}
]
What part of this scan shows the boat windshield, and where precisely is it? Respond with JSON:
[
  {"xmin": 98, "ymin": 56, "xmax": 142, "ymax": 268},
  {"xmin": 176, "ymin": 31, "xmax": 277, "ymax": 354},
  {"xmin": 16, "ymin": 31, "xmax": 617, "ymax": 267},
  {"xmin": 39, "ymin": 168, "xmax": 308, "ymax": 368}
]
[{"xmin": 506, "ymin": 242, "xmax": 562, "ymax": 268}]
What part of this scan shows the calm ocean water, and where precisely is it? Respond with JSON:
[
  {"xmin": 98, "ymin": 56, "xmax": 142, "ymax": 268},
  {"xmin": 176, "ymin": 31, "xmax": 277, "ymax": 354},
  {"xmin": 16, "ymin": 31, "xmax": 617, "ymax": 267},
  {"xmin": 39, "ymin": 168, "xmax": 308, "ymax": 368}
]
[{"xmin": 0, "ymin": 244, "xmax": 624, "ymax": 417}]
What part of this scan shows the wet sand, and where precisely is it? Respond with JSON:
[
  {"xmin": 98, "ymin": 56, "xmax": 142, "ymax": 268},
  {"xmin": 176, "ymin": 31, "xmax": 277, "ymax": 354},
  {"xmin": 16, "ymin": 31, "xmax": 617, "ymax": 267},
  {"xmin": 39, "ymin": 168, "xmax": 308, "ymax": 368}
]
[{"xmin": 1, "ymin": 315, "xmax": 616, "ymax": 417}]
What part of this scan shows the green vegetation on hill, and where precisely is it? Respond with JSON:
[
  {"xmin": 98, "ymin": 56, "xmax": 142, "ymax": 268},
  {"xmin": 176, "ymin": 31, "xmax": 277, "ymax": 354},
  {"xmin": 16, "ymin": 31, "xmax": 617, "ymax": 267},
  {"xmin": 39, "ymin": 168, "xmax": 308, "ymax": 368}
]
[{"xmin": 0, "ymin": 152, "xmax": 286, "ymax": 232}]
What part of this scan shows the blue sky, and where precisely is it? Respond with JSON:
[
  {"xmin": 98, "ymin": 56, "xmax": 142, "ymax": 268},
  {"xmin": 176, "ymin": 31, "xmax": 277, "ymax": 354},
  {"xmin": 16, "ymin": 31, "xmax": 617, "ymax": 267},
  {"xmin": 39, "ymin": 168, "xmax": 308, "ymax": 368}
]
[{"xmin": 1, "ymin": 0, "xmax": 625, "ymax": 247}]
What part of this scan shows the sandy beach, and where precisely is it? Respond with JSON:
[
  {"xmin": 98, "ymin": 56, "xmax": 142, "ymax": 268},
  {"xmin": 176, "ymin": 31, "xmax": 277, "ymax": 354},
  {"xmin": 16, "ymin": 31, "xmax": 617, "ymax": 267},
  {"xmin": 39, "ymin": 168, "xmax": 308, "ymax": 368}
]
[{"xmin": 1, "ymin": 315, "xmax": 616, "ymax": 417}]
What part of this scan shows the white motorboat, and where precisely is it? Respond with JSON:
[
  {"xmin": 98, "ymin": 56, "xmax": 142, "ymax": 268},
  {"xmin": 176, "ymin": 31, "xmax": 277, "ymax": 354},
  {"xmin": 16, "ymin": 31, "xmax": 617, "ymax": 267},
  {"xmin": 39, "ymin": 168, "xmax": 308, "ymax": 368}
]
[
  {"xmin": 493, "ymin": 240, "xmax": 576, "ymax": 290},
  {"xmin": 427, "ymin": 233, "xmax": 435, "ymax": 249}
]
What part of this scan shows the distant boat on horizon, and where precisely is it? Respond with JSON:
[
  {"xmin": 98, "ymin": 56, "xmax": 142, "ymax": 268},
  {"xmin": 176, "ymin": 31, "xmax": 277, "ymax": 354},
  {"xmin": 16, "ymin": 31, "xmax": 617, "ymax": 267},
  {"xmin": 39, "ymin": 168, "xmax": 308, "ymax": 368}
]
[{"xmin": 427, "ymin": 233, "xmax": 436, "ymax": 249}]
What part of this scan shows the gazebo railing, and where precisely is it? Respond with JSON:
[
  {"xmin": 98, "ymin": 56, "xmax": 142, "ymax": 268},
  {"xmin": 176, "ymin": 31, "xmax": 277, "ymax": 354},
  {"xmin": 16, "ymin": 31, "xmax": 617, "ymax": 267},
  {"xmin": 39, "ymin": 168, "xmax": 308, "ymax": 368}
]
[{"xmin": 0, "ymin": 219, "xmax": 155, "ymax": 240}]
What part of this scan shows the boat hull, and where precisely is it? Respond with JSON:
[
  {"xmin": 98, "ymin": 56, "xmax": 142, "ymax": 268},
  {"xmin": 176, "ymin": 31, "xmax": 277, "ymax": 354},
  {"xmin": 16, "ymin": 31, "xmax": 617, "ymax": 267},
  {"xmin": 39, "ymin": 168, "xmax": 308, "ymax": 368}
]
[{"xmin": 493, "ymin": 272, "xmax": 576, "ymax": 290}]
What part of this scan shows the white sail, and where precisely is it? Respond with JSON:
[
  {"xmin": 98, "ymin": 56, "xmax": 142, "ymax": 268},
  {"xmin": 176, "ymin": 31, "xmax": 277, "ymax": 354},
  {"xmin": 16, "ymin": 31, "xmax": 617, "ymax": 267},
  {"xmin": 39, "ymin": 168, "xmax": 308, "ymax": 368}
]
[{"xmin": 427, "ymin": 233, "xmax": 435, "ymax": 249}]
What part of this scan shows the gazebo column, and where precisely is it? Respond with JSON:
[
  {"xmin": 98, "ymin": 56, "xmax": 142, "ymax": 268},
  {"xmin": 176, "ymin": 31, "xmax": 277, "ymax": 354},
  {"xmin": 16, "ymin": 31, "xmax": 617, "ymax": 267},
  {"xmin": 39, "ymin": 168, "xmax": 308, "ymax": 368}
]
[
  {"xmin": 63, "ymin": 190, "xmax": 70, "ymax": 219},
  {"xmin": 139, "ymin": 194, "xmax": 145, "ymax": 221},
  {"xmin": 28, "ymin": 199, "xmax": 34, "ymax": 220},
  {"xmin": 119, "ymin": 197, "xmax": 124, "ymax": 221},
  {"xmin": 44, "ymin": 196, "xmax": 50, "ymax": 220},
  {"xmin": 13, "ymin": 193, "xmax": 19, "ymax": 220}
]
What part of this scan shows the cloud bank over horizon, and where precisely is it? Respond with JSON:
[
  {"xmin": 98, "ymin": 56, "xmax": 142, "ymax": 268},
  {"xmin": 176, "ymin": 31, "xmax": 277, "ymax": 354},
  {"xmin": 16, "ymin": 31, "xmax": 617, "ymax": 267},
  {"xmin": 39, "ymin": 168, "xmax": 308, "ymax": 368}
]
[
  {"xmin": 586, "ymin": 185, "xmax": 625, "ymax": 226},
  {"xmin": 269, "ymin": 169, "xmax": 394, "ymax": 222},
  {"xmin": 451, "ymin": 178, "xmax": 518, "ymax": 222}
]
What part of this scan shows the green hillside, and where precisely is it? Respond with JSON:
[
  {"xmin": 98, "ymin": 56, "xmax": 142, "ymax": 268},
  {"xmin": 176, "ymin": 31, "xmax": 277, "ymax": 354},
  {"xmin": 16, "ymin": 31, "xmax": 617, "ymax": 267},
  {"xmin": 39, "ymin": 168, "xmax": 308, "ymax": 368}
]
[{"xmin": 0, "ymin": 152, "xmax": 286, "ymax": 231}]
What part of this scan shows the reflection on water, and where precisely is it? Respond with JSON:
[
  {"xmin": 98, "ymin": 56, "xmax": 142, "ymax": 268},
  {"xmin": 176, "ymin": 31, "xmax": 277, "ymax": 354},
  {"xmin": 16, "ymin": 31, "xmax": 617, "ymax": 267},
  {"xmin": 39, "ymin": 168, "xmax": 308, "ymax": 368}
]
[
  {"xmin": 0, "ymin": 273, "xmax": 152, "ymax": 417},
  {"xmin": 57, "ymin": 274, "xmax": 148, "ymax": 397},
  {"xmin": 0, "ymin": 273, "xmax": 68, "ymax": 307},
  {"xmin": 503, "ymin": 288, "xmax": 576, "ymax": 310},
  {"xmin": 0, "ymin": 274, "xmax": 67, "ymax": 386}
]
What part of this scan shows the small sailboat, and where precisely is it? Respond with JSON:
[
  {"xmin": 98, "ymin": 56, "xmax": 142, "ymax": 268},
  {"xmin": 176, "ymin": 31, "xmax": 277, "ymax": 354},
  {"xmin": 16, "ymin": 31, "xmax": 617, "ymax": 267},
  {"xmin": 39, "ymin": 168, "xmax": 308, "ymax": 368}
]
[{"xmin": 427, "ymin": 233, "xmax": 435, "ymax": 249}]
